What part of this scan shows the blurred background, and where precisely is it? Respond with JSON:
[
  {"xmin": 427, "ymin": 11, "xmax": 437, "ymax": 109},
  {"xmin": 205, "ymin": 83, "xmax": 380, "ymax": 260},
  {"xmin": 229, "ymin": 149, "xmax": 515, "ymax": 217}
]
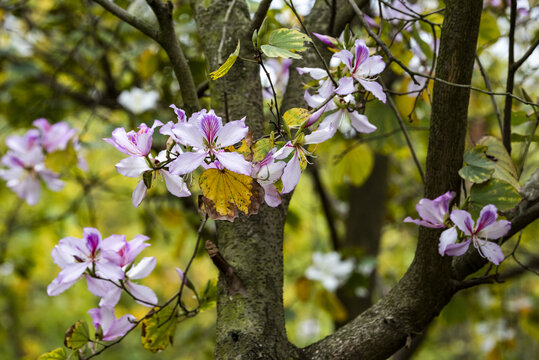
[{"xmin": 0, "ymin": 0, "xmax": 537, "ymax": 359}]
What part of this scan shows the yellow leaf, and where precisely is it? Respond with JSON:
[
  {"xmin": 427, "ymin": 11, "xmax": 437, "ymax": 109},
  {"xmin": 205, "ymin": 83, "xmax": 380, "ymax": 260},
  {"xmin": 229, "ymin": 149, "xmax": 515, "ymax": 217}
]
[
  {"xmin": 224, "ymin": 132, "xmax": 254, "ymax": 161},
  {"xmin": 209, "ymin": 40, "xmax": 240, "ymax": 80},
  {"xmin": 295, "ymin": 276, "xmax": 313, "ymax": 302},
  {"xmin": 252, "ymin": 137, "xmax": 274, "ymax": 162},
  {"xmin": 141, "ymin": 306, "xmax": 177, "ymax": 353},
  {"xmin": 199, "ymin": 169, "xmax": 264, "ymax": 221},
  {"xmin": 315, "ymin": 289, "xmax": 348, "ymax": 322},
  {"xmin": 283, "ymin": 108, "xmax": 311, "ymax": 128}
]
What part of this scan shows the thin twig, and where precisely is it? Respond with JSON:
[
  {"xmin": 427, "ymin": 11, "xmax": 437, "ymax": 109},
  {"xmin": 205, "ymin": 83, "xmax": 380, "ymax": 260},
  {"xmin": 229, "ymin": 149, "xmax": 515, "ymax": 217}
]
[
  {"xmin": 476, "ymin": 55, "xmax": 503, "ymax": 131},
  {"xmin": 381, "ymin": 80, "xmax": 425, "ymax": 183},
  {"xmin": 502, "ymin": 0, "xmax": 517, "ymax": 154}
]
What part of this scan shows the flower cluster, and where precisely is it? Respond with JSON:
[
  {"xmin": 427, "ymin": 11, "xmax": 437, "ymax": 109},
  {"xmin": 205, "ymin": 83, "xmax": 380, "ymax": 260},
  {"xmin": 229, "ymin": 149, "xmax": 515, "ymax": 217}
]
[
  {"xmin": 0, "ymin": 118, "xmax": 82, "ymax": 205},
  {"xmin": 298, "ymin": 34, "xmax": 386, "ymax": 138},
  {"xmin": 47, "ymin": 228, "xmax": 158, "ymax": 341},
  {"xmin": 404, "ymin": 192, "xmax": 511, "ymax": 265},
  {"xmin": 305, "ymin": 251, "xmax": 355, "ymax": 292}
]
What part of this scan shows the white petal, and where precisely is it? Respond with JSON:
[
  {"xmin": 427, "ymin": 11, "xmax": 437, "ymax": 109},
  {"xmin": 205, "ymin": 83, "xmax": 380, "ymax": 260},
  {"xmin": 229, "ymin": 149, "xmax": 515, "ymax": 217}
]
[
  {"xmin": 127, "ymin": 257, "xmax": 156, "ymax": 280},
  {"xmin": 304, "ymin": 123, "xmax": 334, "ymax": 144},
  {"xmin": 280, "ymin": 152, "xmax": 301, "ymax": 194},
  {"xmin": 168, "ymin": 151, "xmax": 206, "ymax": 175},
  {"xmin": 477, "ymin": 241, "xmax": 504, "ymax": 265},
  {"xmin": 172, "ymin": 123, "xmax": 205, "ymax": 149},
  {"xmin": 262, "ymin": 184, "xmax": 282, "ymax": 207},
  {"xmin": 132, "ymin": 180, "xmax": 147, "ymax": 208},
  {"xmin": 356, "ymin": 55, "xmax": 385, "ymax": 77},
  {"xmin": 349, "ymin": 111, "xmax": 377, "ymax": 134},
  {"xmin": 358, "ymin": 79, "xmax": 386, "ymax": 103},
  {"xmin": 215, "ymin": 152, "xmax": 252, "ymax": 175},
  {"xmin": 335, "ymin": 77, "xmax": 355, "ymax": 96},
  {"xmin": 125, "ymin": 281, "xmax": 158, "ymax": 307},
  {"xmin": 450, "ymin": 209, "xmax": 475, "ymax": 236},
  {"xmin": 161, "ymin": 170, "xmax": 191, "ymax": 197},
  {"xmin": 116, "ymin": 156, "xmax": 150, "ymax": 177},
  {"xmin": 478, "ymin": 220, "xmax": 511, "ymax": 240},
  {"xmin": 215, "ymin": 118, "xmax": 248, "ymax": 148},
  {"xmin": 438, "ymin": 226, "xmax": 458, "ymax": 255}
]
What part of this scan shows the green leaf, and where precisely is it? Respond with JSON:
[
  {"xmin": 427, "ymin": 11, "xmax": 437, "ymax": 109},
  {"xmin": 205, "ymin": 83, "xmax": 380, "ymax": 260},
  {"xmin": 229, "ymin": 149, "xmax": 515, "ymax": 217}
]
[
  {"xmin": 260, "ymin": 28, "xmax": 311, "ymax": 59},
  {"xmin": 38, "ymin": 348, "xmax": 67, "ymax": 360},
  {"xmin": 283, "ymin": 108, "xmax": 311, "ymax": 128},
  {"xmin": 458, "ymin": 166, "xmax": 494, "ymax": 184},
  {"xmin": 141, "ymin": 305, "xmax": 178, "ymax": 353},
  {"xmin": 324, "ymin": 142, "xmax": 374, "ymax": 187},
  {"xmin": 199, "ymin": 279, "xmax": 218, "ymax": 312},
  {"xmin": 209, "ymin": 40, "xmax": 241, "ymax": 80},
  {"xmin": 478, "ymin": 12, "xmax": 501, "ymax": 49},
  {"xmin": 511, "ymin": 133, "xmax": 539, "ymax": 143},
  {"xmin": 477, "ymin": 136, "xmax": 520, "ymax": 190},
  {"xmin": 470, "ymin": 178, "xmax": 522, "ymax": 211},
  {"xmin": 64, "ymin": 320, "xmax": 89, "ymax": 350},
  {"xmin": 463, "ymin": 145, "xmax": 495, "ymax": 169},
  {"xmin": 256, "ymin": 17, "xmax": 270, "ymax": 50},
  {"xmin": 252, "ymin": 138, "xmax": 274, "ymax": 162},
  {"xmin": 411, "ymin": 26, "xmax": 433, "ymax": 59},
  {"xmin": 511, "ymin": 111, "xmax": 531, "ymax": 125}
]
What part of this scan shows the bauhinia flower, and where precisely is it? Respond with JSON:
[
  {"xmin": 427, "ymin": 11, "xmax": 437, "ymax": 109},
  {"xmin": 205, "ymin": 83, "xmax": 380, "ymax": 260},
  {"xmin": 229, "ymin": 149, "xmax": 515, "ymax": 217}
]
[
  {"xmin": 87, "ymin": 234, "xmax": 158, "ymax": 307},
  {"xmin": 305, "ymin": 251, "xmax": 355, "ymax": 292},
  {"xmin": 273, "ymin": 123, "xmax": 334, "ymax": 194},
  {"xmin": 47, "ymin": 228, "xmax": 124, "ymax": 296},
  {"xmin": 404, "ymin": 191, "xmax": 456, "ymax": 228},
  {"xmin": 332, "ymin": 39, "xmax": 386, "ymax": 103},
  {"xmin": 439, "ymin": 205, "xmax": 510, "ymax": 265},
  {"xmin": 0, "ymin": 131, "xmax": 64, "ymax": 205},
  {"xmin": 88, "ymin": 305, "xmax": 135, "ymax": 341},
  {"xmin": 168, "ymin": 109, "xmax": 251, "ymax": 176},
  {"xmin": 115, "ymin": 147, "xmax": 190, "ymax": 207},
  {"xmin": 104, "ymin": 120, "xmax": 163, "ymax": 157},
  {"xmin": 117, "ymin": 87, "xmax": 160, "ymax": 115},
  {"xmin": 32, "ymin": 118, "xmax": 77, "ymax": 153},
  {"xmin": 312, "ymin": 32, "xmax": 339, "ymax": 48}
]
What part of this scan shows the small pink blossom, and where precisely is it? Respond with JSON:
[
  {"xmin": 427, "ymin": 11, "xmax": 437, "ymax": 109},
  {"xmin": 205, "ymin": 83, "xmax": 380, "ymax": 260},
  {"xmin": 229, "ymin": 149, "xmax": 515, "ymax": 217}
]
[
  {"xmin": 104, "ymin": 120, "xmax": 163, "ymax": 157},
  {"xmin": 33, "ymin": 118, "xmax": 77, "ymax": 153},
  {"xmin": 89, "ymin": 305, "xmax": 135, "ymax": 341},
  {"xmin": 404, "ymin": 191, "xmax": 455, "ymax": 228}
]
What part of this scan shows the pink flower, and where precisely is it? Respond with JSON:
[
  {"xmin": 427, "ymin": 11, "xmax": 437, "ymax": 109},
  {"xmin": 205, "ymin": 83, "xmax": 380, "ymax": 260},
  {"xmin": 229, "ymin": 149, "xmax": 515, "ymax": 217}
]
[
  {"xmin": 333, "ymin": 39, "xmax": 386, "ymax": 102},
  {"xmin": 312, "ymin": 32, "xmax": 339, "ymax": 48},
  {"xmin": 0, "ymin": 130, "xmax": 64, "ymax": 205},
  {"xmin": 104, "ymin": 120, "xmax": 163, "ymax": 157},
  {"xmin": 404, "ymin": 191, "xmax": 455, "ymax": 228},
  {"xmin": 47, "ymin": 228, "xmax": 124, "ymax": 296},
  {"xmin": 439, "ymin": 205, "xmax": 510, "ymax": 265},
  {"xmin": 168, "ymin": 109, "xmax": 251, "ymax": 176},
  {"xmin": 33, "ymin": 118, "xmax": 77, "ymax": 153},
  {"xmin": 89, "ymin": 305, "xmax": 135, "ymax": 341}
]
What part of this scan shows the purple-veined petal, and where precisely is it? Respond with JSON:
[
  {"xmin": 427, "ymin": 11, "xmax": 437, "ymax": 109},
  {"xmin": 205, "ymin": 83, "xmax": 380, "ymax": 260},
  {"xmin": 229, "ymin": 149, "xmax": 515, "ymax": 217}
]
[
  {"xmin": 105, "ymin": 128, "xmax": 142, "ymax": 156},
  {"xmin": 477, "ymin": 219, "xmax": 511, "ymax": 240},
  {"xmin": 172, "ymin": 123, "xmax": 206, "ymax": 149},
  {"xmin": 168, "ymin": 151, "xmax": 207, "ymax": 175},
  {"xmin": 450, "ymin": 209, "xmax": 474, "ymax": 236},
  {"xmin": 169, "ymin": 104, "xmax": 186, "ymax": 122},
  {"xmin": 304, "ymin": 123, "xmax": 334, "ymax": 144},
  {"xmin": 127, "ymin": 257, "xmax": 156, "ymax": 280},
  {"xmin": 215, "ymin": 118, "xmax": 248, "ymax": 148},
  {"xmin": 349, "ymin": 111, "xmax": 377, "ymax": 134},
  {"xmin": 358, "ymin": 79, "xmax": 386, "ymax": 103},
  {"xmin": 121, "ymin": 234, "xmax": 150, "ymax": 265},
  {"xmin": 335, "ymin": 77, "xmax": 355, "ymax": 96},
  {"xmin": 438, "ymin": 226, "xmax": 458, "ymax": 255},
  {"xmin": 352, "ymin": 39, "xmax": 370, "ymax": 72},
  {"xmin": 476, "ymin": 240, "xmax": 504, "ymax": 265},
  {"xmin": 51, "ymin": 245, "xmax": 74, "ymax": 268},
  {"xmin": 16, "ymin": 174, "xmax": 41, "ymax": 206},
  {"xmin": 215, "ymin": 151, "xmax": 252, "ymax": 175},
  {"xmin": 160, "ymin": 170, "xmax": 191, "ymax": 197},
  {"xmin": 132, "ymin": 180, "xmax": 147, "ymax": 208},
  {"xmin": 475, "ymin": 204, "xmax": 499, "ymax": 233},
  {"xmin": 125, "ymin": 281, "xmax": 158, "ymax": 307},
  {"xmin": 444, "ymin": 239, "xmax": 472, "ymax": 257},
  {"xmin": 199, "ymin": 110, "xmax": 223, "ymax": 144},
  {"xmin": 296, "ymin": 67, "xmax": 328, "ymax": 80},
  {"xmin": 332, "ymin": 50, "xmax": 354, "ymax": 71},
  {"xmin": 257, "ymin": 160, "xmax": 285, "ymax": 185},
  {"xmin": 280, "ymin": 151, "xmax": 301, "ymax": 194},
  {"xmin": 83, "ymin": 227, "xmax": 102, "ymax": 254},
  {"xmin": 416, "ymin": 199, "xmax": 445, "ymax": 227},
  {"xmin": 101, "ymin": 234, "xmax": 127, "ymax": 253},
  {"xmin": 115, "ymin": 156, "xmax": 150, "ymax": 177},
  {"xmin": 85, "ymin": 276, "xmax": 122, "ymax": 307},
  {"xmin": 356, "ymin": 55, "xmax": 386, "ymax": 77},
  {"xmin": 159, "ymin": 121, "xmax": 176, "ymax": 138},
  {"xmin": 261, "ymin": 183, "xmax": 282, "ymax": 207}
]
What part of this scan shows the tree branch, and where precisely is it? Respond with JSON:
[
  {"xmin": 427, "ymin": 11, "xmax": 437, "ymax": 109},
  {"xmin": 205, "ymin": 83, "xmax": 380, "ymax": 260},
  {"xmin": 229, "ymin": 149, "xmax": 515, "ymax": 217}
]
[
  {"xmin": 502, "ymin": 0, "xmax": 517, "ymax": 153},
  {"xmin": 249, "ymin": 0, "xmax": 272, "ymax": 34}
]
